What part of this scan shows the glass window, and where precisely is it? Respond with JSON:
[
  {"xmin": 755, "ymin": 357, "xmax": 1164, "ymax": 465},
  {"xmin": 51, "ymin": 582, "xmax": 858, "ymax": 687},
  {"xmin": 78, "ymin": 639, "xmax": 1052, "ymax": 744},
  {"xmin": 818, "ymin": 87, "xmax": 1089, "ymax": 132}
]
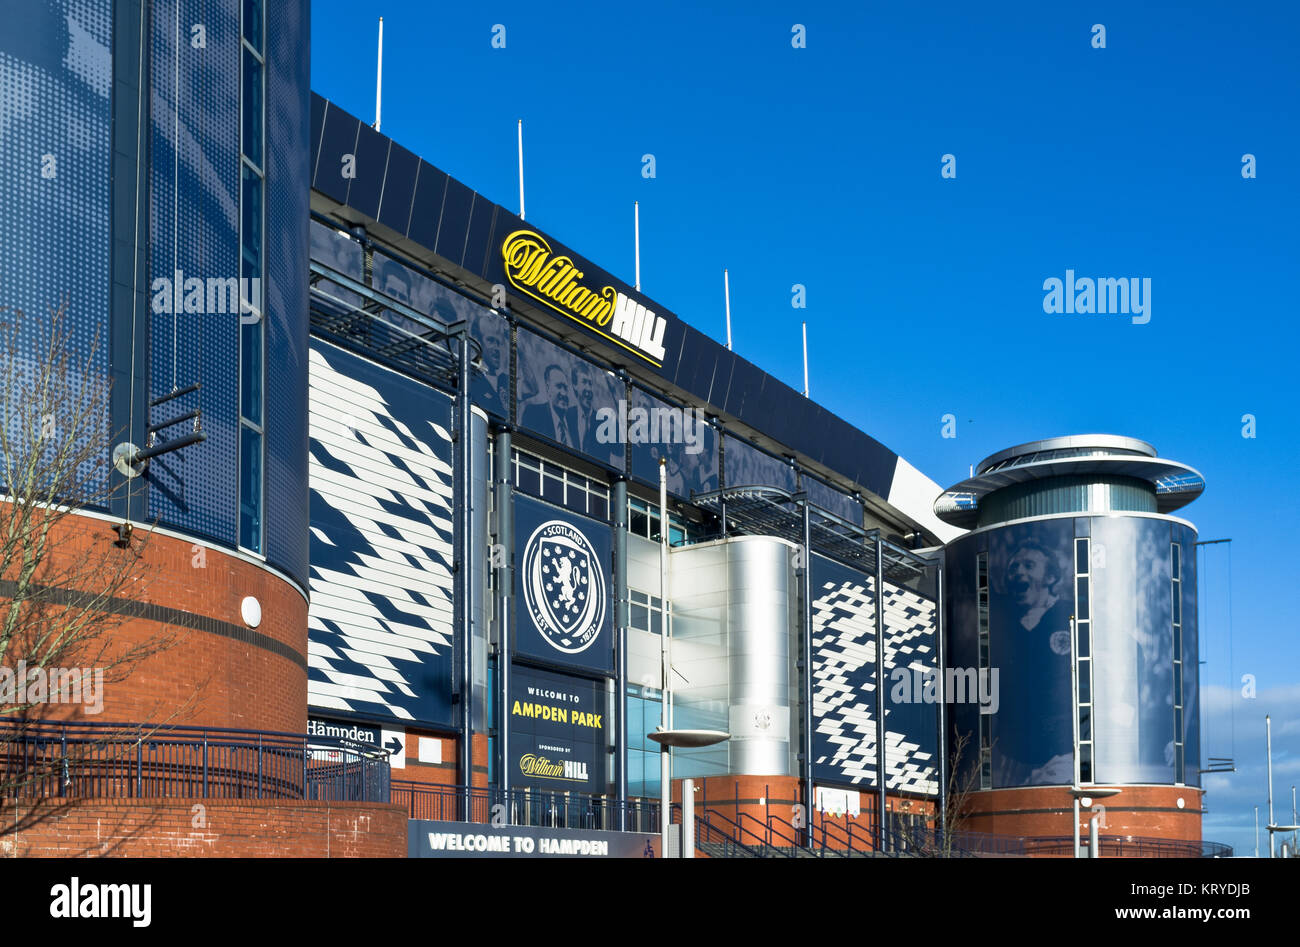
[
  {"xmin": 630, "ymin": 506, "xmax": 648, "ymax": 538},
  {"xmin": 243, "ymin": 0, "xmax": 263, "ymax": 48},
  {"xmin": 1077, "ymin": 659, "xmax": 1090, "ymax": 704},
  {"xmin": 1075, "ymin": 577, "xmax": 1089, "ymax": 621},
  {"xmin": 239, "ymin": 425, "xmax": 263, "ymax": 551},
  {"xmin": 588, "ymin": 492, "xmax": 607, "ymax": 520},
  {"xmin": 241, "ymin": 317, "xmax": 263, "ymax": 424},
  {"xmin": 242, "ymin": 48, "xmax": 263, "ymax": 169},
  {"xmin": 1078, "ymin": 707, "xmax": 1091, "ymax": 742},
  {"xmin": 241, "ymin": 165, "xmax": 263, "ymax": 299},
  {"xmin": 1076, "ymin": 621, "xmax": 1089, "ymax": 658},
  {"xmin": 1079, "ymin": 743, "xmax": 1092, "ymax": 783},
  {"xmin": 1075, "ymin": 538, "xmax": 1089, "ymax": 575}
]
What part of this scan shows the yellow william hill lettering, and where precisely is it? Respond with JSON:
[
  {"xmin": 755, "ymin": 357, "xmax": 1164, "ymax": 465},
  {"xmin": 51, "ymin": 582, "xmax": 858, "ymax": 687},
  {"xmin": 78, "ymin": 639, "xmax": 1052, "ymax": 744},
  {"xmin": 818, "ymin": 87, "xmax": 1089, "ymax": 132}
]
[{"xmin": 501, "ymin": 229, "xmax": 667, "ymax": 367}]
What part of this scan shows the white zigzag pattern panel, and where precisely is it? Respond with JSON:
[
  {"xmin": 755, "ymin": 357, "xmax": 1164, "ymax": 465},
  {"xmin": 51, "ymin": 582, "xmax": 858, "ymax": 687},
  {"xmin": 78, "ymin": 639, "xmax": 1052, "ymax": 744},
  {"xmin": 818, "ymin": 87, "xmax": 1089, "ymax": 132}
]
[
  {"xmin": 307, "ymin": 343, "xmax": 456, "ymax": 724},
  {"xmin": 813, "ymin": 569, "xmax": 938, "ymax": 794}
]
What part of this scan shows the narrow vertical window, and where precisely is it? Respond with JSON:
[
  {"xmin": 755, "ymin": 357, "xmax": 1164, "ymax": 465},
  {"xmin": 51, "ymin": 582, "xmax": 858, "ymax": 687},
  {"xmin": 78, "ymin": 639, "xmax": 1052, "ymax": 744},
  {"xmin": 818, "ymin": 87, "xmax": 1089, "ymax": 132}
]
[
  {"xmin": 1074, "ymin": 538, "xmax": 1093, "ymax": 784},
  {"xmin": 1171, "ymin": 542, "xmax": 1184, "ymax": 785},
  {"xmin": 976, "ymin": 551, "xmax": 991, "ymax": 790},
  {"xmin": 238, "ymin": 0, "xmax": 266, "ymax": 553}
]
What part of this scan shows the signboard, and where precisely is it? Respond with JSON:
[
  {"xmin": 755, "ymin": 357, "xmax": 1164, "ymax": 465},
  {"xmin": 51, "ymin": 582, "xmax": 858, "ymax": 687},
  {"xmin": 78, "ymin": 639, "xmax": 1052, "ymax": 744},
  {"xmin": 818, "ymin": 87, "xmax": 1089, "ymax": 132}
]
[
  {"xmin": 509, "ymin": 666, "xmax": 608, "ymax": 794},
  {"xmin": 513, "ymin": 496, "xmax": 613, "ymax": 674},
  {"xmin": 307, "ymin": 716, "xmax": 404, "ymax": 767},
  {"xmin": 498, "ymin": 229, "xmax": 669, "ymax": 368},
  {"xmin": 409, "ymin": 821, "xmax": 658, "ymax": 858}
]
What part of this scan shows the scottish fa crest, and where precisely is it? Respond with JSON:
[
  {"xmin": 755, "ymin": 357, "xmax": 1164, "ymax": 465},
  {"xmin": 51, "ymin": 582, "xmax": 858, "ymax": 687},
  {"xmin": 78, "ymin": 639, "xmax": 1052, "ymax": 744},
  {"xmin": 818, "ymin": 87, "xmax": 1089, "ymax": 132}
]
[{"xmin": 522, "ymin": 520, "xmax": 606, "ymax": 654}]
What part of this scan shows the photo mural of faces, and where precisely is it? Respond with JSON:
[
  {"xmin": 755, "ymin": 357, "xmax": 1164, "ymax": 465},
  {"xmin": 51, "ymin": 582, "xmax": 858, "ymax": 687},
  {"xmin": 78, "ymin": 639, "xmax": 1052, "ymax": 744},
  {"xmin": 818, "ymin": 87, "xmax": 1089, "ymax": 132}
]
[
  {"xmin": 804, "ymin": 475, "xmax": 861, "ymax": 524},
  {"xmin": 370, "ymin": 252, "xmax": 510, "ymax": 420},
  {"xmin": 628, "ymin": 387, "xmax": 718, "ymax": 499},
  {"xmin": 309, "ymin": 220, "xmax": 364, "ymax": 305},
  {"xmin": 516, "ymin": 327, "xmax": 625, "ymax": 469},
  {"xmin": 723, "ymin": 435, "xmax": 797, "ymax": 493},
  {"xmin": 985, "ymin": 519, "xmax": 1076, "ymax": 787}
]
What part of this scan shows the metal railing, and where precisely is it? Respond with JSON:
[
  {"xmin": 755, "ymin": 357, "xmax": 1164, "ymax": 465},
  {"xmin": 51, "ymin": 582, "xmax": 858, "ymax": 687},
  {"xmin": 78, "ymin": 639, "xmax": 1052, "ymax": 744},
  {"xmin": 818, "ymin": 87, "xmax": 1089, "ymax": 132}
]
[
  {"xmin": 0, "ymin": 719, "xmax": 391, "ymax": 803},
  {"xmin": 392, "ymin": 781, "xmax": 660, "ymax": 833}
]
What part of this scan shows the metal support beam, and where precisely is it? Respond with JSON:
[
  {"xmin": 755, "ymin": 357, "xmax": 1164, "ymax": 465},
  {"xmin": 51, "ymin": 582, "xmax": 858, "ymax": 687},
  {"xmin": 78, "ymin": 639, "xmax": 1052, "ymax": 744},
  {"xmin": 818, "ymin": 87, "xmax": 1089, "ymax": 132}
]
[
  {"xmin": 800, "ymin": 494, "xmax": 814, "ymax": 847},
  {"xmin": 874, "ymin": 534, "xmax": 887, "ymax": 848},
  {"xmin": 613, "ymin": 477, "xmax": 629, "ymax": 829},
  {"xmin": 494, "ymin": 428, "xmax": 513, "ymax": 812},
  {"xmin": 456, "ymin": 329, "xmax": 473, "ymax": 819},
  {"xmin": 936, "ymin": 562, "xmax": 948, "ymax": 848}
]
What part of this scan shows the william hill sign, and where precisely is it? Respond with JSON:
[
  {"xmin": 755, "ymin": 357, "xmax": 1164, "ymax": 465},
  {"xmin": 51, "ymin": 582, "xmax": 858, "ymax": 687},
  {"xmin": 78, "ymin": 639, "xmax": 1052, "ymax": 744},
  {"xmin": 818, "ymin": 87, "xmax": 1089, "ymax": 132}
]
[{"xmin": 501, "ymin": 229, "xmax": 668, "ymax": 367}]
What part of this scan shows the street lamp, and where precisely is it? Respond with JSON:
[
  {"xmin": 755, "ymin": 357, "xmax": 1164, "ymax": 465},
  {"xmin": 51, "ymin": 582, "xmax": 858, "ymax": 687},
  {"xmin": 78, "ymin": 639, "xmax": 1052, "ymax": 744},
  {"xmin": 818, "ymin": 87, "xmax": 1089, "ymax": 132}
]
[{"xmin": 651, "ymin": 459, "xmax": 728, "ymax": 857}]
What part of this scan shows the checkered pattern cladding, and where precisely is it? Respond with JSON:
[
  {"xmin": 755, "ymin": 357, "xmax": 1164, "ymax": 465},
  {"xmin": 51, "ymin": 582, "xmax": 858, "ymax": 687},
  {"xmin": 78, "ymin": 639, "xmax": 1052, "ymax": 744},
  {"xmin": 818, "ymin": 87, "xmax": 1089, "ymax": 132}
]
[
  {"xmin": 306, "ymin": 339, "xmax": 456, "ymax": 726},
  {"xmin": 812, "ymin": 555, "xmax": 939, "ymax": 794}
]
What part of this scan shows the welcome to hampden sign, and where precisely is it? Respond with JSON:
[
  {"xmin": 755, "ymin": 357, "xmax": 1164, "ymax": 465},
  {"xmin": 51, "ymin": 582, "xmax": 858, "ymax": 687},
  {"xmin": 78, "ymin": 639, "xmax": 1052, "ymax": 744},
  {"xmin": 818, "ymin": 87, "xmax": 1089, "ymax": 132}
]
[{"xmin": 408, "ymin": 821, "xmax": 659, "ymax": 858}]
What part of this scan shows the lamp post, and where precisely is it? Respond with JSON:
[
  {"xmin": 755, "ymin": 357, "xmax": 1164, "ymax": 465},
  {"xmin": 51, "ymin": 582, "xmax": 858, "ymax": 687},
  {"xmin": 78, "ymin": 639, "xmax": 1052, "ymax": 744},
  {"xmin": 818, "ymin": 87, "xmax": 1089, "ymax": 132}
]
[{"xmin": 649, "ymin": 458, "xmax": 728, "ymax": 857}]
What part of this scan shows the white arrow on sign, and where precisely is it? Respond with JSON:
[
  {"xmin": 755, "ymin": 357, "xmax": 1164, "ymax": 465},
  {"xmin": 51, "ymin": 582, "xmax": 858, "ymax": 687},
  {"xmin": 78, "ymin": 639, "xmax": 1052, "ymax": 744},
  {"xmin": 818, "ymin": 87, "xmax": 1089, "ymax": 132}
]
[{"xmin": 381, "ymin": 728, "xmax": 406, "ymax": 769}]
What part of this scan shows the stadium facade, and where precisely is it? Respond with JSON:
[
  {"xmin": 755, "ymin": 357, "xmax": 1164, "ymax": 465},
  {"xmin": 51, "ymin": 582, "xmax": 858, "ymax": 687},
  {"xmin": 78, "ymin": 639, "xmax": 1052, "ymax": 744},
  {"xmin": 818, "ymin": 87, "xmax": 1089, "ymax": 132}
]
[{"xmin": 0, "ymin": 0, "xmax": 1223, "ymax": 857}]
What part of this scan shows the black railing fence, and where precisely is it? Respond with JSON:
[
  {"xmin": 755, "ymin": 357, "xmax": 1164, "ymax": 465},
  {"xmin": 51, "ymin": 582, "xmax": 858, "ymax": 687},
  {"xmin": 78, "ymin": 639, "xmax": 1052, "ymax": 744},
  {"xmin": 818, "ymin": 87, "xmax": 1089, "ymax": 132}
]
[
  {"xmin": 0, "ymin": 719, "xmax": 391, "ymax": 803},
  {"xmin": 391, "ymin": 780, "xmax": 660, "ymax": 833}
]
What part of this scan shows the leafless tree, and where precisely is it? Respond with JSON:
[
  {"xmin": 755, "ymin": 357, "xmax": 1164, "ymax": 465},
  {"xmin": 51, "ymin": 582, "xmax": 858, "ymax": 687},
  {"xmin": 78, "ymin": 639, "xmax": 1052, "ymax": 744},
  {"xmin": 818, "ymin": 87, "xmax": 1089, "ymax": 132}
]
[{"xmin": 0, "ymin": 301, "xmax": 190, "ymax": 814}]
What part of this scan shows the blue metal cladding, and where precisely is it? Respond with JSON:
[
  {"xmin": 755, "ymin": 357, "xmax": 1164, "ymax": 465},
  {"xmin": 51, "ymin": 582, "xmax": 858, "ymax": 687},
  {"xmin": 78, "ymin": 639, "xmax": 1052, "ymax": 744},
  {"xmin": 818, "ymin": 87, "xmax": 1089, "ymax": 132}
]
[
  {"xmin": 0, "ymin": 0, "xmax": 112, "ymax": 464},
  {"xmin": 146, "ymin": 0, "xmax": 239, "ymax": 545},
  {"xmin": 810, "ymin": 554, "xmax": 939, "ymax": 794},
  {"xmin": 261, "ymin": 0, "xmax": 311, "ymax": 587},
  {"xmin": 306, "ymin": 338, "xmax": 457, "ymax": 727},
  {"xmin": 141, "ymin": 0, "xmax": 309, "ymax": 586}
]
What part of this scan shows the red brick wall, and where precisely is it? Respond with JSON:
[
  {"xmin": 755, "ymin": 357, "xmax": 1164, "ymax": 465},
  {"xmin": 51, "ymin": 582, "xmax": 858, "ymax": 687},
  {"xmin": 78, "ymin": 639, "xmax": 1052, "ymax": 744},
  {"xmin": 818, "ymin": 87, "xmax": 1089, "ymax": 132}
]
[
  {"xmin": 0, "ymin": 798, "xmax": 405, "ymax": 858},
  {"xmin": 2, "ymin": 514, "xmax": 308, "ymax": 734},
  {"xmin": 963, "ymin": 785, "xmax": 1204, "ymax": 843}
]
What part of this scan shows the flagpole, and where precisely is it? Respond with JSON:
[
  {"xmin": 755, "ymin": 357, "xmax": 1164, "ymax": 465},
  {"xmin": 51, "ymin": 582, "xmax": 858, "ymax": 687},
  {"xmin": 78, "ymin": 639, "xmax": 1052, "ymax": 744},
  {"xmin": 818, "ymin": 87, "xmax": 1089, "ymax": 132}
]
[
  {"xmin": 517, "ymin": 119, "xmax": 525, "ymax": 220},
  {"xmin": 724, "ymin": 269, "xmax": 732, "ymax": 350}
]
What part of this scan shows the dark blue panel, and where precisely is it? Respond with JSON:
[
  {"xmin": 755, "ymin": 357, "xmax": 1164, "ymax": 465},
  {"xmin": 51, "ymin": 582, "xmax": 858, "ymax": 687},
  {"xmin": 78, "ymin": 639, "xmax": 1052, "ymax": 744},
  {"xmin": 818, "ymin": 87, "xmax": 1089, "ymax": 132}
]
[
  {"xmin": 406, "ymin": 160, "xmax": 448, "ymax": 250},
  {"xmin": 345, "ymin": 122, "xmax": 388, "ymax": 220},
  {"xmin": 263, "ymin": 0, "xmax": 312, "ymax": 589},
  {"xmin": 315, "ymin": 103, "xmax": 359, "ymax": 205},
  {"xmin": 462, "ymin": 195, "xmax": 495, "ymax": 274},
  {"xmin": 309, "ymin": 91, "xmax": 326, "ymax": 185},
  {"xmin": 509, "ymin": 667, "xmax": 609, "ymax": 793},
  {"xmin": 376, "ymin": 141, "xmax": 418, "ymax": 235},
  {"xmin": 513, "ymin": 496, "xmax": 614, "ymax": 676},
  {"xmin": 722, "ymin": 356, "xmax": 761, "ymax": 418},
  {"xmin": 436, "ymin": 178, "xmax": 474, "ymax": 263}
]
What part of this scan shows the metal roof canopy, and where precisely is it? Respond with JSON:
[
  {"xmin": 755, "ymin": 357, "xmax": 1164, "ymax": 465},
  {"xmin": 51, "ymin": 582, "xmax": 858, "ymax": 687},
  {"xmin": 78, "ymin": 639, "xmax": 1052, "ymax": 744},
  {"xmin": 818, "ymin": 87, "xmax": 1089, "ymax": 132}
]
[
  {"xmin": 308, "ymin": 259, "xmax": 482, "ymax": 386},
  {"xmin": 691, "ymin": 485, "xmax": 933, "ymax": 585}
]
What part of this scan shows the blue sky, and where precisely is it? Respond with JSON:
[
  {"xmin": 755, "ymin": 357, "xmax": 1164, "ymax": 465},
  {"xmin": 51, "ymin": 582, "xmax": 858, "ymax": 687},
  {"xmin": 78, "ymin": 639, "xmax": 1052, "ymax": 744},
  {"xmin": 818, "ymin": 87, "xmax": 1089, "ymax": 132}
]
[{"xmin": 311, "ymin": 0, "xmax": 1299, "ymax": 856}]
